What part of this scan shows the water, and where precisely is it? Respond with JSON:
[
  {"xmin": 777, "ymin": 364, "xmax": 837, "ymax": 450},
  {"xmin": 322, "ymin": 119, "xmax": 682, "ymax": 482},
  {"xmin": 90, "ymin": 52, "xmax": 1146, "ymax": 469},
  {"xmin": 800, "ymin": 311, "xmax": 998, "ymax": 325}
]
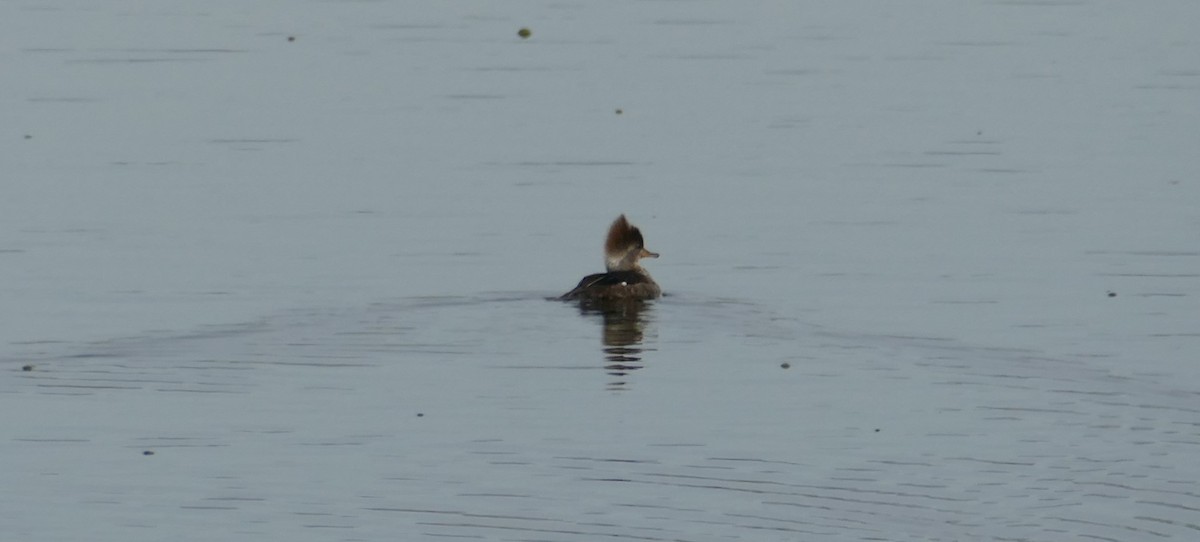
[
  {"xmin": 9, "ymin": 293, "xmax": 1199, "ymax": 540},
  {"xmin": 4, "ymin": 1, "xmax": 1200, "ymax": 540}
]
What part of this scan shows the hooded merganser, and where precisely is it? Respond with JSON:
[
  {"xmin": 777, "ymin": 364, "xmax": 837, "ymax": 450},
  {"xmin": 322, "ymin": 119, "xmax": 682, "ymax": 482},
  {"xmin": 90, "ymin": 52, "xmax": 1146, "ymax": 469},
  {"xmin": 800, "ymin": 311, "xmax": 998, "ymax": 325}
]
[{"xmin": 559, "ymin": 214, "xmax": 662, "ymax": 302}]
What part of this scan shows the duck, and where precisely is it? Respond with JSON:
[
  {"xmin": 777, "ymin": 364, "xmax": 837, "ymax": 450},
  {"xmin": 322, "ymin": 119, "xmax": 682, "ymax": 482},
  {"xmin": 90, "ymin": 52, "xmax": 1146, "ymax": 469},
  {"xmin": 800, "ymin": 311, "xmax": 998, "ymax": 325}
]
[{"xmin": 559, "ymin": 214, "xmax": 662, "ymax": 302}]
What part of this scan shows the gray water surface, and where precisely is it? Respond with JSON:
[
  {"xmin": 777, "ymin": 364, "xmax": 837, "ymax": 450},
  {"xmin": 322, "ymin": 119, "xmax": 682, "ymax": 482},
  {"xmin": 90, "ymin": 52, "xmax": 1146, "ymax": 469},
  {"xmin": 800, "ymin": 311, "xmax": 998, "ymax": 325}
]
[{"xmin": 4, "ymin": 1, "xmax": 1200, "ymax": 540}]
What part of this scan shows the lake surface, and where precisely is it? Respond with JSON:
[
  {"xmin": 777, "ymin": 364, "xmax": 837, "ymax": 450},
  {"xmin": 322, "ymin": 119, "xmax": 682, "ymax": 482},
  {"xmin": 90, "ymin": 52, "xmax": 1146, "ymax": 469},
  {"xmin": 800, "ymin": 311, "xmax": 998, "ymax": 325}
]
[{"xmin": 4, "ymin": 1, "xmax": 1199, "ymax": 540}]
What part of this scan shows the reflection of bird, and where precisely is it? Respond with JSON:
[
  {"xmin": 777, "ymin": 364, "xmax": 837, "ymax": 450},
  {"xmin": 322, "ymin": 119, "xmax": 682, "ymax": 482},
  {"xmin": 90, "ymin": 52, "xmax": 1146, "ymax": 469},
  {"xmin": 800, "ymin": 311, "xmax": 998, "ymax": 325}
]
[
  {"xmin": 600, "ymin": 302, "xmax": 648, "ymax": 358},
  {"xmin": 559, "ymin": 215, "xmax": 661, "ymax": 303},
  {"xmin": 592, "ymin": 299, "xmax": 653, "ymax": 388}
]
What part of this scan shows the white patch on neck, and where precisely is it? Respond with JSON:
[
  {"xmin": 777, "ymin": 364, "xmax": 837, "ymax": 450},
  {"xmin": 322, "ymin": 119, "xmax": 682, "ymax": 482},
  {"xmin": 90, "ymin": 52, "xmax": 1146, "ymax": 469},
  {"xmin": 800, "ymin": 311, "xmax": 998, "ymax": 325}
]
[{"xmin": 606, "ymin": 249, "xmax": 637, "ymax": 272}]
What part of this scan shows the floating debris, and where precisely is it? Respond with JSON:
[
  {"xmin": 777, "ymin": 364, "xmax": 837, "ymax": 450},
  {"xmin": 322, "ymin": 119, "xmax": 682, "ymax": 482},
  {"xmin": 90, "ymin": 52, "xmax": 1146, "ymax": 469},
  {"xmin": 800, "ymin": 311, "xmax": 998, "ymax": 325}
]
[{"xmin": 517, "ymin": 27, "xmax": 532, "ymax": 39}]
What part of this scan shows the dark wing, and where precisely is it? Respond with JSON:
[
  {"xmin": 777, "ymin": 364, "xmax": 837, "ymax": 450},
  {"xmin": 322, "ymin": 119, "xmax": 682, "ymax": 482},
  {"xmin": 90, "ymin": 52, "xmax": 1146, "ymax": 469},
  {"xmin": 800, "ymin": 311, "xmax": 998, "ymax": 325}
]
[{"xmin": 559, "ymin": 271, "xmax": 650, "ymax": 300}]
